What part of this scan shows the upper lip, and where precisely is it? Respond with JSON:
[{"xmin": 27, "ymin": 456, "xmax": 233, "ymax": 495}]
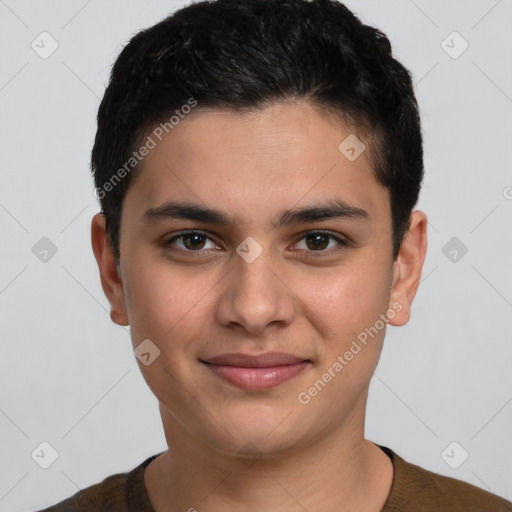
[{"xmin": 202, "ymin": 352, "xmax": 309, "ymax": 368}]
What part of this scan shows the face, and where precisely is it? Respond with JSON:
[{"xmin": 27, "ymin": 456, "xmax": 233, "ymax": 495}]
[{"xmin": 92, "ymin": 101, "xmax": 425, "ymax": 460}]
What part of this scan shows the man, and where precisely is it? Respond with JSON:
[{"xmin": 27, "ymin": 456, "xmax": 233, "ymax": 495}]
[{"xmin": 38, "ymin": 0, "xmax": 512, "ymax": 510}]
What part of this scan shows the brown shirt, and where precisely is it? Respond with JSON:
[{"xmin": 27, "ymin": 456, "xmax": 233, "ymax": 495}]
[{"xmin": 36, "ymin": 446, "xmax": 512, "ymax": 511}]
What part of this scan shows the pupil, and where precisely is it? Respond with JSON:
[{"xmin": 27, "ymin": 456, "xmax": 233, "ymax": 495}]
[{"xmin": 308, "ymin": 234, "xmax": 328, "ymax": 250}]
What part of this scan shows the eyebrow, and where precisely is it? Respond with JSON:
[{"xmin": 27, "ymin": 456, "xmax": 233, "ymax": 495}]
[{"xmin": 140, "ymin": 199, "xmax": 370, "ymax": 229}]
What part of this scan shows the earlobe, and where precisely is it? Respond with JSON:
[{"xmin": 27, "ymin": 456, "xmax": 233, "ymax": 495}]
[
  {"xmin": 91, "ymin": 213, "xmax": 130, "ymax": 326},
  {"xmin": 387, "ymin": 210, "xmax": 428, "ymax": 327}
]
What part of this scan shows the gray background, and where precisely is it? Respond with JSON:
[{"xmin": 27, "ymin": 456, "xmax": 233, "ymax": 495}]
[{"xmin": 0, "ymin": 0, "xmax": 511, "ymax": 510}]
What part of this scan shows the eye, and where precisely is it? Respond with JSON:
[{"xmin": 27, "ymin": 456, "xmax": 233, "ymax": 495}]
[
  {"xmin": 294, "ymin": 231, "xmax": 349, "ymax": 253},
  {"xmin": 163, "ymin": 229, "xmax": 349, "ymax": 255},
  {"xmin": 164, "ymin": 230, "xmax": 220, "ymax": 252}
]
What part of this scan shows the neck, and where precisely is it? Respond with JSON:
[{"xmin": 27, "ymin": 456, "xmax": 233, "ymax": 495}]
[{"xmin": 144, "ymin": 405, "xmax": 394, "ymax": 512}]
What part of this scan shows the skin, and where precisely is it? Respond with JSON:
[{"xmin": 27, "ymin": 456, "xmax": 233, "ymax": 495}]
[{"xmin": 91, "ymin": 100, "xmax": 427, "ymax": 511}]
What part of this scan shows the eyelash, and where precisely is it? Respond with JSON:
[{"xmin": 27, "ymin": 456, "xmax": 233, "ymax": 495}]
[{"xmin": 163, "ymin": 230, "xmax": 349, "ymax": 256}]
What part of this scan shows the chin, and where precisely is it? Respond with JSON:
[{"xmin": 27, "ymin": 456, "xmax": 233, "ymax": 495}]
[
  {"xmin": 200, "ymin": 409, "xmax": 309, "ymax": 461},
  {"xmin": 211, "ymin": 432, "xmax": 301, "ymax": 462}
]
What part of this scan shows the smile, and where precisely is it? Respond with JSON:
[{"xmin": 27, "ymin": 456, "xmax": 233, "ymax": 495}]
[
  {"xmin": 203, "ymin": 362, "xmax": 310, "ymax": 390},
  {"xmin": 201, "ymin": 352, "xmax": 311, "ymax": 391}
]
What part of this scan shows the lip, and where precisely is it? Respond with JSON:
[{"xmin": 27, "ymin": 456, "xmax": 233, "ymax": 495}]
[
  {"xmin": 204, "ymin": 352, "xmax": 308, "ymax": 367},
  {"xmin": 201, "ymin": 352, "xmax": 311, "ymax": 390}
]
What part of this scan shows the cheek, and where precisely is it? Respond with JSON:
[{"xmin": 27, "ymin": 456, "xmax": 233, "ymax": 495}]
[
  {"xmin": 301, "ymin": 259, "xmax": 392, "ymax": 338},
  {"xmin": 123, "ymin": 259, "xmax": 215, "ymax": 352},
  {"xmin": 122, "ymin": 263, "xmax": 210, "ymax": 405}
]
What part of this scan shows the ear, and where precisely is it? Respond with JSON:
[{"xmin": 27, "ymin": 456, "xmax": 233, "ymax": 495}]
[
  {"xmin": 91, "ymin": 213, "xmax": 129, "ymax": 326},
  {"xmin": 387, "ymin": 210, "xmax": 428, "ymax": 327}
]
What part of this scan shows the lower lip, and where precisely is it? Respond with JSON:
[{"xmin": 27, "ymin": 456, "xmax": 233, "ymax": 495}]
[{"xmin": 204, "ymin": 361, "xmax": 310, "ymax": 390}]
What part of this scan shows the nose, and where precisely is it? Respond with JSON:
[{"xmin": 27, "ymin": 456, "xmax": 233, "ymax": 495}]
[{"xmin": 215, "ymin": 243, "xmax": 295, "ymax": 336}]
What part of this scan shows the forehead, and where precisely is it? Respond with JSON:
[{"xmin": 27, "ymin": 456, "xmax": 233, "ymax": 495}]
[{"xmin": 123, "ymin": 101, "xmax": 390, "ymax": 230}]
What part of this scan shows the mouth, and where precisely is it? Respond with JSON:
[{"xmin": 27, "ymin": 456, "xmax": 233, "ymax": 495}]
[{"xmin": 200, "ymin": 352, "xmax": 311, "ymax": 391}]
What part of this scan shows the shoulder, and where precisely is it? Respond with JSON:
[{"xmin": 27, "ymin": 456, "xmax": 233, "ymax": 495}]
[
  {"xmin": 33, "ymin": 453, "xmax": 160, "ymax": 512},
  {"xmin": 35, "ymin": 472, "xmax": 130, "ymax": 512},
  {"xmin": 381, "ymin": 446, "xmax": 512, "ymax": 512}
]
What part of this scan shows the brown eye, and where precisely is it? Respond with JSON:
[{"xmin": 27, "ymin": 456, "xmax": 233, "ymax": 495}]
[
  {"xmin": 164, "ymin": 231, "xmax": 218, "ymax": 252},
  {"xmin": 294, "ymin": 231, "xmax": 348, "ymax": 253},
  {"xmin": 182, "ymin": 233, "xmax": 206, "ymax": 250},
  {"xmin": 305, "ymin": 233, "xmax": 330, "ymax": 250}
]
